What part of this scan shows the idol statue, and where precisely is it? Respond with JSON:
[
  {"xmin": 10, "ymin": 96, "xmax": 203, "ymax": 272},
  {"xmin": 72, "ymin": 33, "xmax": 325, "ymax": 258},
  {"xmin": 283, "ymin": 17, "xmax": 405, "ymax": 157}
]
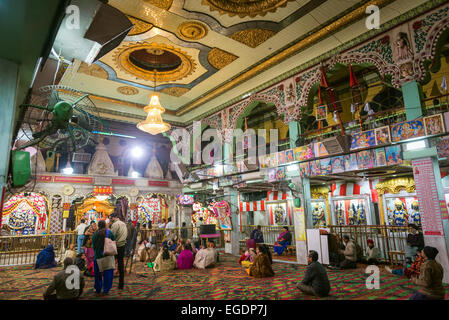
[
  {"xmin": 409, "ymin": 199, "xmax": 421, "ymax": 226},
  {"xmin": 336, "ymin": 202, "xmax": 345, "ymax": 225},
  {"xmin": 393, "ymin": 199, "xmax": 407, "ymax": 226},
  {"xmin": 312, "ymin": 204, "xmax": 326, "ymax": 228},
  {"xmin": 356, "ymin": 203, "xmax": 366, "ymax": 225}
]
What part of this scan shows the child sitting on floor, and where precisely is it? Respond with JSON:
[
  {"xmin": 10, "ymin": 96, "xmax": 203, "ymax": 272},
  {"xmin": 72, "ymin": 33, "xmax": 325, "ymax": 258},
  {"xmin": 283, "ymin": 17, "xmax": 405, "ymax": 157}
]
[
  {"xmin": 62, "ymin": 244, "xmax": 77, "ymax": 263},
  {"xmin": 238, "ymin": 248, "xmax": 256, "ymax": 268},
  {"xmin": 75, "ymin": 253, "xmax": 87, "ymax": 272}
]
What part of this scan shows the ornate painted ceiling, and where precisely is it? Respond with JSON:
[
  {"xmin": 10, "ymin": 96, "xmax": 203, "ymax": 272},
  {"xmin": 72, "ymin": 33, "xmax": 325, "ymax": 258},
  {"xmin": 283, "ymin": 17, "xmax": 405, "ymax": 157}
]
[{"xmin": 59, "ymin": 0, "xmax": 430, "ymax": 128}]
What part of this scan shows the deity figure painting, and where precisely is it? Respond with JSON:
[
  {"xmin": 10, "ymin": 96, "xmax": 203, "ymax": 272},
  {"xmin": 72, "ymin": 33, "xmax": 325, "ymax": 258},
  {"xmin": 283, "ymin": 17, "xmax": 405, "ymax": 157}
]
[
  {"xmin": 311, "ymin": 202, "xmax": 327, "ymax": 228},
  {"xmin": 395, "ymin": 32, "xmax": 413, "ymax": 63},
  {"xmin": 424, "ymin": 114, "xmax": 444, "ymax": 136}
]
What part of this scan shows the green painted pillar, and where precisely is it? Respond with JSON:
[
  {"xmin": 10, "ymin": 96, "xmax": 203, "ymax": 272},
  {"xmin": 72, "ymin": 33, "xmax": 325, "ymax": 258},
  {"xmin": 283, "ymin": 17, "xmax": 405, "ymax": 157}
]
[
  {"xmin": 289, "ymin": 121, "xmax": 300, "ymax": 149},
  {"xmin": 402, "ymin": 81, "xmax": 423, "ymax": 120},
  {"xmin": 0, "ymin": 58, "xmax": 19, "ymax": 225}
]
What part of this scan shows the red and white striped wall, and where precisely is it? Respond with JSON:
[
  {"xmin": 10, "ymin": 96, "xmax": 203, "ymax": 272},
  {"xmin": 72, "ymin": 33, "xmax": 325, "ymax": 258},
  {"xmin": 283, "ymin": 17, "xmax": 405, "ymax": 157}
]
[
  {"xmin": 331, "ymin": 180, "xmax": 379, "ymax": 202},
  {"xmin": 239, "ymin": 200, "xmax": 266, "ymax": 212},
  {"xmin": 266, "ymin": 191, "xmax": 291, "ymax": 201}
]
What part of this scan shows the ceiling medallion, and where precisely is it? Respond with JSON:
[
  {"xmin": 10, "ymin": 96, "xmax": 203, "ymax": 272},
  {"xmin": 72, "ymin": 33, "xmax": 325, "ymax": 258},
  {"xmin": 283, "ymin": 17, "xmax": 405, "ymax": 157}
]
[
  {"xmin": 127, "ymin": 16, "xmax": 153, "ymax": 36},
  {"xmin": 177, "ymin": 21, "xmax": 208, "ymax": 41},
  {"xmin": 114, "ymin": 42, "xmax": 196, "ymax": 83},
  {"xmin": 207, "ymin": 48, "xmax": 238, "ymax": 70},
  {"xmin": 201, "ymin": 0, "xmax": 295, "ymax": 18},
  {"xmin": 117, "ymin": 86, "xmax": 139, "ymax": 95}
]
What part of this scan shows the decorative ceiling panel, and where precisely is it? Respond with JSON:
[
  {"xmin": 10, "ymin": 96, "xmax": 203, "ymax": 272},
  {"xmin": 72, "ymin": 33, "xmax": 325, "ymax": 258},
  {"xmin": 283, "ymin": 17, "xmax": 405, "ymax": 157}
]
[
  {"xmin": 200, "ymin": 0, "xmax": 296, "ymax": 18},
  {"xmin": 207, "ymin": 48, "xmax": 239, "ymax": 70},
  {"xmin": 230, "ymin": 28, "xmax": 277, "ymax": 48},
  {"xmin": 60, "ymin": 0, "xmax": 434, "ymax": 126}
]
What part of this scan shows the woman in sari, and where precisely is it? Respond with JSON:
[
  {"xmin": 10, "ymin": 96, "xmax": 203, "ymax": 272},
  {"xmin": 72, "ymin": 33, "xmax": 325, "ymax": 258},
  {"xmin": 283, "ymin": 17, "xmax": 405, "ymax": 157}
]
[
  {"xmin": 35, "ymin": 244, "xmax": 57, "ymax": 269},
  {"xmin": 154, "ymin": 245, "xmax": 177, "ymax": 272},
  {"xmin": 247, "ymin": 244, "xmax": 274, "ymax": 278},
  {"xmin": 273, "ymin": 226, "xmax": 292, "ymax": 255},
  {"xmin": 177, "ymin": 243, "xmax": 194, "ymax": 269}
]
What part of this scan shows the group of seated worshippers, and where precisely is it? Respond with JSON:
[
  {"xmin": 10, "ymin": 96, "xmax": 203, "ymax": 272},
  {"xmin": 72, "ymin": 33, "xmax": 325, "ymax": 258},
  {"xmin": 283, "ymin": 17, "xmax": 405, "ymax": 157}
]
[
  {"xmin": 150, "ymin": 239, "xmax": 218, "ymax": 272},
  {"xmin": 239, "ymin": 243, "xmax": 274, "ymax": 278},
  {"xmin": 384, "ymin": 246, "xmax": 445, "ymax": 300}
]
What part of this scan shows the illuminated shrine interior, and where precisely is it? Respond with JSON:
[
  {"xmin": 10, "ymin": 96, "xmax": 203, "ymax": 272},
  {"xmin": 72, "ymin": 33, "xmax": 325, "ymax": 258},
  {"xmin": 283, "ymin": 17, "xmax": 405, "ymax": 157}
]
[{"xmin": 1, "ymin": 0, "xmax": 449, "ymax": 302}]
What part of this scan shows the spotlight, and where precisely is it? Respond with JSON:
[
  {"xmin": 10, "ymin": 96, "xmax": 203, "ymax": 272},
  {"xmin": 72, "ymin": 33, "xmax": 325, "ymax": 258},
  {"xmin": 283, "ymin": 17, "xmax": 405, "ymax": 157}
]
[
  {"xmin": 131, "ymin": 146, "xmax": 144, "ymax": 158},
  {"xmin": 131, "ymin": 171, "xmax": 140, "ymax": 178},
  {"xmin": 62, "ymin": 167, "xmax": 73, "ymax": 175}
]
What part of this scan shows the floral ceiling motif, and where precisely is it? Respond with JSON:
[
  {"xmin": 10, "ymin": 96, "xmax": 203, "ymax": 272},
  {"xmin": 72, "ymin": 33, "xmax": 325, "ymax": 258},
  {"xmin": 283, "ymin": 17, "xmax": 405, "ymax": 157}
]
[
  {"xmin": 78, "ymin": 62, "xmax": 109, "ymax": 79},
  {"xmin": 143, "ymin": 0, "xmax": 173, "ymax": 10},
  {"xmin": 201, "ymin": 0, "xmax": 295, "ymax": 18},
  {"xmin": 117, "ymin": 86, "xmax": 139, "ymax": 95},
  {"xmin": 127, "ymin": 16, "xmax": 153, "ymax": 36},
  {"xmin": 230, "ymin": 29, "xmax": 277, "ymax": 48},
  {"xmin": 207, "ymin": 48, "xmax": 238, "ymax": 70},
  {"xmin": 160, "ymin": 87, "xmax": 190, "ymax": 97}
]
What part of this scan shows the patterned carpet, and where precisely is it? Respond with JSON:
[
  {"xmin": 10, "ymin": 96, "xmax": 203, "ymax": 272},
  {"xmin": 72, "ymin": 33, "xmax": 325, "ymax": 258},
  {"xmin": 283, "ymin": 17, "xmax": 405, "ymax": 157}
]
[{"xmin": 0, "ymin": 254, "xmax": 448, "ymax": 300}]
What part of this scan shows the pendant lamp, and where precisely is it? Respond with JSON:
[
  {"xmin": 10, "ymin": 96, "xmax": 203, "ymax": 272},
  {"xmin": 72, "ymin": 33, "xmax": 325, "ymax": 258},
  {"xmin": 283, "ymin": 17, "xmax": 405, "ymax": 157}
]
[{"xmin": 137, "ymin": 69, "xmax": 171, "ymax": 135}]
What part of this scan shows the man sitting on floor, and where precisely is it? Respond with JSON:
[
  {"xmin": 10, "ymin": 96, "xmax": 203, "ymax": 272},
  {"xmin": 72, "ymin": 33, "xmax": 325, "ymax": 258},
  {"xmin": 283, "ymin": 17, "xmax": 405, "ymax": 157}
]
[
  {"xmin": 333, "ymin": 235, "xmax": 357, "ymax": 270},
  {"xmin": 193, "ymin": 241, "xmax": 217, "ymax": 269},
  {"xmin": 297, "ymin": 250, "xmax": 330, "ymax": 297},
  {"xmin": 363, "ymin": 239, "xmax": 381, "ymax": 265},
  {"xmin": 410, "ymin": 246, "xmax": 445, "ymax": 300},
  {"xmin": 43, "ymin": 257, "xmax": 85, "ymax": 300}
]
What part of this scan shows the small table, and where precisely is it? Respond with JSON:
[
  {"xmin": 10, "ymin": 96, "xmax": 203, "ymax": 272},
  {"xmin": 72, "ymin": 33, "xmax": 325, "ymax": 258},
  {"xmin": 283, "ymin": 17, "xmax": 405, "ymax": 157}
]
[{"xmin": 200, "ymin": 233, "xmax": 220, "ymax": 247}]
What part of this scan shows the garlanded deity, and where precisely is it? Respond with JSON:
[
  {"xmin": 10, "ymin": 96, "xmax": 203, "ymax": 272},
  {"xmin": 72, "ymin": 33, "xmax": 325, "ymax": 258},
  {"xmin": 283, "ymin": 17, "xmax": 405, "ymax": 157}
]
[
  {"xmin": 347, "ymin": 204, "xmax": 356, "ymax": 225},
  {"xmin": 356, "ymin": 203, "xmax": 366, "ymax": 225},
  {"xmin": 312, "ymin": 203, "xmax": 326, "ymax": 228},
  {"xmin": 409, "ymin": 199, "xmax": 421, "ymax": 226},
  {"xmin": 274, "ymin": 205, "xmax": 287, "ymax": 225},
  {"xmin": 336, "ymin": 202, "xmax": 345, "ymax": 225},
  {"xmin": 392, "ymin": 199, "xmax": 408, "ymax": 226}
]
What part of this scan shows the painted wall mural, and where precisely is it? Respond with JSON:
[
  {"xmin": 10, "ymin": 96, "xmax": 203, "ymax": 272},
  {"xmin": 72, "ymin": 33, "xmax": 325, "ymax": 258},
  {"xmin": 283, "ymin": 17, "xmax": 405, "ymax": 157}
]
[{"xmin": 199, "ymin": 2, "xmax": 449, "ymax": 133}]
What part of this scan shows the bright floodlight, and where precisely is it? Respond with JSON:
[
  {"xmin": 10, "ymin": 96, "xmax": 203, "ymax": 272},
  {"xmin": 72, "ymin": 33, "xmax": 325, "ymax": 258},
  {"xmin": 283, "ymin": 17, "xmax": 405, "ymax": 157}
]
[
  {"xmin": 131, "ymin": 146, "xmax": 144, "ymax": 158},
  {"xmin": 62, "ymin": 167, "xmax": 73, "ymax": 175},
  {"xmin": 406, "ymin": 140, "xmax": 426, "ymax": 151},
  {"xmin": 96, "ymin": 195, "xmax": 108, "ymax": 201},
  {"xmin": 131, "ymin": 171, "xmax": 140, "ymax": 178}
]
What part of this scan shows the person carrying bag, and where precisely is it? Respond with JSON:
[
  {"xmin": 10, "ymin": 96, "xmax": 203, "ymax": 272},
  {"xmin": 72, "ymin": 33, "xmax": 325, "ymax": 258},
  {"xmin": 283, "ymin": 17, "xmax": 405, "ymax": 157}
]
[{"xmin": 92, "ymin": 221, "xmax": 116, "ymax": 295}]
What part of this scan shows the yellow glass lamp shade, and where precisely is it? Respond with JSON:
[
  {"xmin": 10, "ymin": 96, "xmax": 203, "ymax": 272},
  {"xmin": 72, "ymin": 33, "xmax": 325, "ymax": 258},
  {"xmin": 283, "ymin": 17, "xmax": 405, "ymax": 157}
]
[{"xmin": 137, "ymin": 93, "xmax": 171, "ymax": 135}]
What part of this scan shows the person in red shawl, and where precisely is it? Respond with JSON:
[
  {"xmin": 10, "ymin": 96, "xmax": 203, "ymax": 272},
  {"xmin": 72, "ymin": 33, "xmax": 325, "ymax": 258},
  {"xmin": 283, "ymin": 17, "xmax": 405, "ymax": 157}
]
[{"xmin": 385, "ymin": 247, "xmax": 424, "ymax": 278}]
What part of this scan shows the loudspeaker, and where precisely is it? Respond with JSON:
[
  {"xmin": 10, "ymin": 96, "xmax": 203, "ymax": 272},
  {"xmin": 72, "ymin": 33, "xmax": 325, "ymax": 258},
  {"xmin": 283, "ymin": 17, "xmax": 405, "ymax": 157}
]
[
  {"xmin": 200, "ymin": 224, "xmax": 216, "ymax": 235},
  {"xmin": 53, "ymin": 0, "xmax": 133, "ymax": 65},
  {"xmin": 321, "ymin": 135, "xmax": 352, "ymax": 154}
]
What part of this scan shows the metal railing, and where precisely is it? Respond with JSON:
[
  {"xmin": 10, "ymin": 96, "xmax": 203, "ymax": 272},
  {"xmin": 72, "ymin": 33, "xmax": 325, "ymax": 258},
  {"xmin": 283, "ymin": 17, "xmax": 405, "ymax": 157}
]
[
  {"xmin": 239, "ymin": 225, "xmax": 296, "ymax": 245},
  {"xmin": 135, "ymin": 227, "xmax": 226, "ymax": 248},
  {"xmin": 0, "ymin": 232, "xmax": 77, "ymax": 267},
  {"xmin": 329, "ymin": 225, "xmax": 409, "ymax": 265}
]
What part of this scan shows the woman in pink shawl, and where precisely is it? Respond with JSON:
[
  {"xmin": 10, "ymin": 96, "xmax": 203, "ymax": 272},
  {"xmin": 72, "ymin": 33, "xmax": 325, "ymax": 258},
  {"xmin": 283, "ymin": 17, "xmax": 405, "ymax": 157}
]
[{"xmin": 177, "ymin": 243, "xmax": 194, "ymax": 269}]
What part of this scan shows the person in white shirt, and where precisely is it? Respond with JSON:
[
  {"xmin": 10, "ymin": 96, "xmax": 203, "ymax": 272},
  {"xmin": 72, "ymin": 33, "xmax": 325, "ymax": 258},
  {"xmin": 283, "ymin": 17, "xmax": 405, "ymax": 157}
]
[
  {"xmin": 75, "ymin": 219, "xmax": 88, "ymax": 254},
  {"xmin": 165, "ymin": 217, "xmax": 175, "ymax": 229}
]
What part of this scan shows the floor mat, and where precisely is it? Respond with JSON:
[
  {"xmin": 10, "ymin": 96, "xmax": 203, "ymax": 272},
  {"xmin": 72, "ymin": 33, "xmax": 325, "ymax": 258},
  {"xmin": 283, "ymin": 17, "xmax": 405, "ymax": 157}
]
[{"xmin": 0, "ymin": 254, "xmax": 447, "ymax": 300}]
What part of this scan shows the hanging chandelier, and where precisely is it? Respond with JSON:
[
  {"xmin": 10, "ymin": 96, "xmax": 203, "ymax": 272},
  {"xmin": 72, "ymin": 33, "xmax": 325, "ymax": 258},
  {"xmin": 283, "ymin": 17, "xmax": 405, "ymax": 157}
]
[{"xmin": 137, "ymin": 69, "xmax": 171, "ymax": 135}]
